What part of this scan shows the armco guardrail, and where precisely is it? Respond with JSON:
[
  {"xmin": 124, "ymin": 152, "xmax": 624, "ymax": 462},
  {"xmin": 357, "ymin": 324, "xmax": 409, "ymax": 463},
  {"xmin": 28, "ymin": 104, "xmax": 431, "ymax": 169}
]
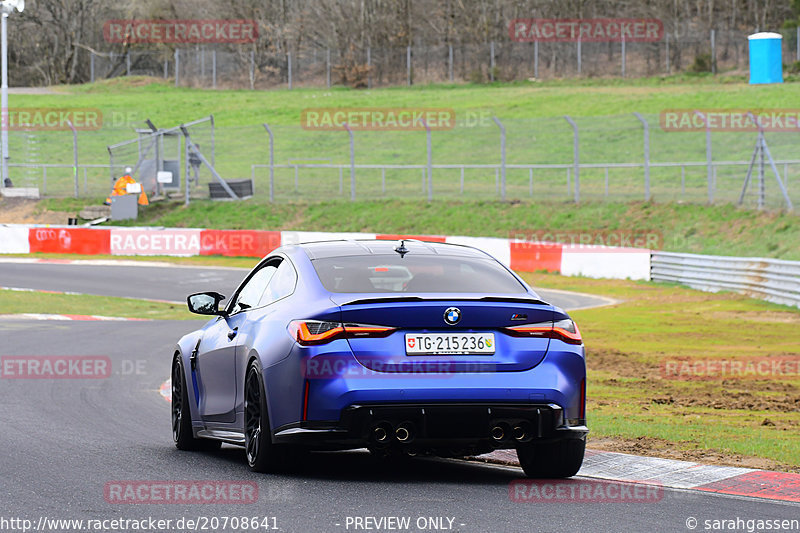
[{"xmin": 651, "ymin": 251, "xmax": 800, "ymax": 309}]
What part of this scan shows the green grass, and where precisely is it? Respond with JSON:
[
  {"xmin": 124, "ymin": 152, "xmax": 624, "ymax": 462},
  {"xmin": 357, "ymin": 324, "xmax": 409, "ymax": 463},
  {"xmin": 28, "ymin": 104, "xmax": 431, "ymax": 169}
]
[
  {"xmin": 34, "ymin": 197, "xmax": 800, "ymax": 261},
  {"xmin": 10, "ymin": 76, "xmax": 800, "ymax": 207},
  {"xmin": 0, "ymin": 289, "xmax": 194, "ymax": 320},
  {"xmin": 519, "ymin": 272, "xmax": 800, "ymax": 471},
  {"xmin": 27, "ymin": 74, "xmax": 800, "ymax": 126}
]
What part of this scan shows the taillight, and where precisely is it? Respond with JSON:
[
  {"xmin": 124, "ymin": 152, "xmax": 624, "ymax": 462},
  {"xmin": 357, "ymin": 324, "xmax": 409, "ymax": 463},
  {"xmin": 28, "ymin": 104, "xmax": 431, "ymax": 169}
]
[
  {"xmin": 506, "ymin": 319, "xmax": 582, "ymax": 345},
  {"xmin": 288, "ymin": 320, "xmax": 395, "ymax": 345},
  {"xmin": 289, "ymin": 321, "xmax": 344, "ymax": 345}
]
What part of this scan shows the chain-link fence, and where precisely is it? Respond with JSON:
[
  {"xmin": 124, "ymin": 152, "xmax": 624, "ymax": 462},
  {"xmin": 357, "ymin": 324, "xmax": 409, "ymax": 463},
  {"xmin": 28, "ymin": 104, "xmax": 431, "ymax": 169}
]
[
  {"xmin": 85, "ymin": 28, "xmax": 800, "ymax": 89},
  {"xmin": 5, "ymin": 113, "xmax": 798, "ymax": 210}
]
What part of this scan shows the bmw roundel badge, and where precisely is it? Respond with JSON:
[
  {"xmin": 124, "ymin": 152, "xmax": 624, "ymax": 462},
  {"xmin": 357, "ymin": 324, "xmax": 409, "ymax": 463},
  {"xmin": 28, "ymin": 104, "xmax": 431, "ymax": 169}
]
[{"xmin": 444, "ymin": 307, "xmax": 461, "ymax": 325}]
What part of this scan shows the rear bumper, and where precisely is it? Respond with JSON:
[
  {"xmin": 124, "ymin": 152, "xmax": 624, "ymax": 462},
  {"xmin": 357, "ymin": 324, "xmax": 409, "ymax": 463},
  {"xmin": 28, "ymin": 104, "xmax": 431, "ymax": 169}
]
[{"xmin": 273, "ymin": 402, "xmax": 588, "ymax": 451}]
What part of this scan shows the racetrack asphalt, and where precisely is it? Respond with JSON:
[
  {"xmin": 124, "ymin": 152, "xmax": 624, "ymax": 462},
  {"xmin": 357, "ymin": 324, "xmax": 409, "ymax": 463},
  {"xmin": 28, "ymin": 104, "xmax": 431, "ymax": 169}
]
[
  {"xmin": 0, "ymin": 260, "xmax": 614, "ymax": 310},
  {"xmin": 1, "ymin": 319, "xmax": 798, "ymax": 533},
  {"xmin": 2, "ymin": 259, "xmax": 797, "ymax": 531}
]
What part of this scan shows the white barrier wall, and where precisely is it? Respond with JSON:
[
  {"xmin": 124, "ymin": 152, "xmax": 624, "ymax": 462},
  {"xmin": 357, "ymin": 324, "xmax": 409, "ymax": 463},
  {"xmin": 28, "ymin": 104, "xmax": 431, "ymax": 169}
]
[
  {"xmin": 0, "ymin": 227, "xmax": 31, "ymax": 254},
  {"xmin": 560, "ymin": 246, "xmax": 652, "ymax": 281}
]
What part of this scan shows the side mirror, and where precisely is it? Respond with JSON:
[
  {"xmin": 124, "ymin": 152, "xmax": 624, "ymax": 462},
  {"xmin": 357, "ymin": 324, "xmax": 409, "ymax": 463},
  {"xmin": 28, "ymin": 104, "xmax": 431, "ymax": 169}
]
[{"xmin": 187, "ymin": 292, "xmax": 227, "ymax": 316}]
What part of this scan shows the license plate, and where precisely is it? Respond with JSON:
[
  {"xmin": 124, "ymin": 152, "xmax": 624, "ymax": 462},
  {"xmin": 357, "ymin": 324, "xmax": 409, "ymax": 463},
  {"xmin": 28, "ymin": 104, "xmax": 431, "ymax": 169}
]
[{"xmin": 405, "ymin": 333, "xmax": 495, "ymax": 355}]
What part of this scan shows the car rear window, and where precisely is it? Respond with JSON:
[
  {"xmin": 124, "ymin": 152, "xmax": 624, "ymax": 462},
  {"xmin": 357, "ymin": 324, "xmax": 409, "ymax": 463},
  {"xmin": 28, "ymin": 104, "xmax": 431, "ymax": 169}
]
[{"xmin": 311, "ymin": 255, "xmax": 527, "ymax": 294}]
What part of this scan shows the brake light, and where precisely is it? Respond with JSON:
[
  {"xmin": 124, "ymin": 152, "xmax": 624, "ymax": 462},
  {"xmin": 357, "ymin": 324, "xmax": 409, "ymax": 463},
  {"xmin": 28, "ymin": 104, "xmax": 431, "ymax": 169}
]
[
  {"xmin": 288, "ymin": 320, "xmax": 395, "ymax": 345},
  {"xmin": 506, "ymin": 319, "xmax": 582, "ymax": 345}
]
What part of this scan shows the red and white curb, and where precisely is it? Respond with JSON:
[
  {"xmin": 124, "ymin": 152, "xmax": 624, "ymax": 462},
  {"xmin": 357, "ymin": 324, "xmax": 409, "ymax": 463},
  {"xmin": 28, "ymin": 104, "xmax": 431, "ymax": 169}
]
[
  {"xmin": 482, "ymin": 448, "xmax": 800, "ymax": 503},
  {"xmin": 0, "ymin": 313, "xmax": 148, "ymax": 321},
  {"xmin": 0, "ymin": 285, "xmax": 183, "ymax": 305},
  {"xmin": 0, "ymin": 225, "xmax": 653, "ymax": 281}
]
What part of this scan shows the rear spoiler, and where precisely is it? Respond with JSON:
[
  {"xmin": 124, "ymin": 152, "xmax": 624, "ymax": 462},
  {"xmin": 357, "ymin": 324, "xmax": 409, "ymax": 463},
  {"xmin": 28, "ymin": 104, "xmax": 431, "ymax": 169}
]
[{"xmin": 338, "ymin": 295, "xmax": 550, "ymax": 307}]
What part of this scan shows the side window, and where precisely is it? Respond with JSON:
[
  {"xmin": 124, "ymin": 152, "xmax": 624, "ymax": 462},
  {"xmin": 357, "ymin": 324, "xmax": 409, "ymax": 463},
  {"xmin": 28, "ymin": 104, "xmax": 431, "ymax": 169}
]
[
  {"xmin": 230, "ymin": 263, "xmax": 278, "ymax": 314},
  {"xmin": 259, "ymin": 259, "xmax": 298, "ymax": 306}
]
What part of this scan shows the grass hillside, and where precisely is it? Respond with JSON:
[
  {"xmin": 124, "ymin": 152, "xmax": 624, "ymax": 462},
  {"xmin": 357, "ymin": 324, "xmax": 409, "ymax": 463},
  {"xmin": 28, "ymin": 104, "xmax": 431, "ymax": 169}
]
[{"xmin": 32, "ymin": 197, "xmax": 800, "ymax": 261}]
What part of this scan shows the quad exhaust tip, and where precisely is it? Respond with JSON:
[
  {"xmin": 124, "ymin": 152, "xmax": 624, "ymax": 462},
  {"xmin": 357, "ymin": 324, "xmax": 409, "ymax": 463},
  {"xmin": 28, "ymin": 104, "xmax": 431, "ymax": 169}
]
[
  {"xmin": 490, "ymin": 423, "xmax": 509, "ymax": 442},
  {"xmin": 372, "ymin": 422, "xmax": 392, "ymax": 443},
  {"xmin": 395, "ymin": 422, "xmax": 414, "ymax": 443},
  {"xmin": 512, "ymin": 422, "xmax": 532, "ymax": 442}
]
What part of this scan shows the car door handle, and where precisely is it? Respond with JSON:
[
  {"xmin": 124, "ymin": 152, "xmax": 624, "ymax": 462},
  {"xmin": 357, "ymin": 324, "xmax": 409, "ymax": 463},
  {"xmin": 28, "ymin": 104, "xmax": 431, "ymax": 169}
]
[{"xmin": 228, "ymin": 327, "xmax": 238, "ymax": 340}]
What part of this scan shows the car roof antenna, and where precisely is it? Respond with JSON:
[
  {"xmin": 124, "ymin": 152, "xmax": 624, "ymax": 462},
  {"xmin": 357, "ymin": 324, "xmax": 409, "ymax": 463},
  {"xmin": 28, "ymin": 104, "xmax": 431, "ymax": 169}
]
[{"xmin": 394, "ymin": 240, "xmax": 409, "ymax": 258}]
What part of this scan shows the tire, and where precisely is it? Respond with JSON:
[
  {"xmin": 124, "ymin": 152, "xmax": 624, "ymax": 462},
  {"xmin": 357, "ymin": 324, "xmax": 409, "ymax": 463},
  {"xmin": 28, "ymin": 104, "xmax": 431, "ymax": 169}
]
[
  {"xmin": 517, "ymin": 439, "xmax": 585, "ymax": 478},
  {"xmin": 171, "ymin": 355, "xmax": 221, "ymax": 452},
  {"xmin": 244, "ymin": 361, "xmax": 286, "ymax": 473}
]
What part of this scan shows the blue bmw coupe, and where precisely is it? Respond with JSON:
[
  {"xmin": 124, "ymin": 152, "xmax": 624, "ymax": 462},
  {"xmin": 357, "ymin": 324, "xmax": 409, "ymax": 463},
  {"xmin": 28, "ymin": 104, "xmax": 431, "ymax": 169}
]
[{"xmin": 172, "ymin": 240, "xmax": 587, "ymax": 477}]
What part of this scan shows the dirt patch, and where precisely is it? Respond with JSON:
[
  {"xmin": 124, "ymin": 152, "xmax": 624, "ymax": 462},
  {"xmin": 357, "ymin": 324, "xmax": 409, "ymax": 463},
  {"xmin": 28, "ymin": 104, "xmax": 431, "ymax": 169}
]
[
  {"xmin": 0, "ymin": 198, "xmax": 70, "ymax": 225},
  {"xmin": 589, "ymin": 348, "xmax": 661, "ymax": 379},
  {"xmin": 278, "ymin": 205, "xmax": 307, "ymax": 230},
  {"xmin": 588, "ymin": 435, "xmax": 799, "ymax": 473},
  {"xmin": 708, "ymin": 310, "xmax": 800, "ymax": 324}
]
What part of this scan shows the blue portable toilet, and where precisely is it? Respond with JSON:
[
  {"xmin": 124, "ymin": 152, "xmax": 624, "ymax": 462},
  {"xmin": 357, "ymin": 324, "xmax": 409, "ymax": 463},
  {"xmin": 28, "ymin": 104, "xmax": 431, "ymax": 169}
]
[{"xmin": 748, "ymin": 32, "xmax": 783, "ymax": 84}]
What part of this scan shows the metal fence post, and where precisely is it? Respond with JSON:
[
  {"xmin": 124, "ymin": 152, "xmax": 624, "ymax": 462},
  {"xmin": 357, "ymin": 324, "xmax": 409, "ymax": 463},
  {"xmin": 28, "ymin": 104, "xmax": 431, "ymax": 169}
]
[
  {"xmin": 797, "ymin": 26, "xmax": 799, "ymax": 61},
  {"xmin": 344, "ymin": 123, "xmax": 355, "ymax": 200},
  {"xmin": 634, "ymin": 112, "xmax": 651, "ymax": 201},
  {"xmin": 212, "ymin": 49, "xmax": 217, "ymax": 89},
  {"xmin": 694, "ymin": 111, "xmax": 714, "ymax": 204},
  {"xmin": 407, "ymin": 45, "xmax": 412, "ymax": 85},
  {"xmin": 577, "ymin": 38, "xmax": 582, "ymax": 74},
  {"xmin": 326, "ymin": 48, "xmax": 331, "ymax": 88},
  {"xmin": 422, "ymin": 119, "xmax": 433, "ymax": 200},
  {"xmin": 492, "ymin": 117, "xmax": 506, "ymax": 201},
  {"xmin": 126, "ymin": 51, "xmax": 131, "ymax": 76},
  {"xmin": 107, "ymin": 148, "xmax": 115, "ymax": 188},
  {"xmin": 490, "ymin": 41, "xmax": 495, "ymax": 81},
  {"xmin": 534, "ymin": 41, "xmax": 539, "ymax": 78},
  {"xmin": 711, "ymin": 29, "xmax": 717, "ymax": 74},
  {"xmin": 263, "ymin": 124, "xmax": 275, "ymax": 202},
  {"xmin": 621, "ymin": 36, "xmax": 626, "ymax": 77},
  {"xmin": 90, "ymin": 52, "xmax": 95, "ymax": 83},
  {"xmin": 250, "ymin": 51, "xmax": 255, "ymax": 89},
  {"xmin": 529, "ymin": 168, "xmax": 533, "ymax": 196},
  {"xmin": 175, "ymin": 49, "xmax": 180, "ymax": 87},
  {"xmin": 67, "ymin": 121, "xmax": 78, "ymax": 198},
  {"xmin": 287, "ymin": 52, "xmax": 292, "ymax": 89},
  {"xmin": 564, "ymin": 116, "xmax": 580, "ymax": 203},
  {"xmin": 184, "ymin": 135, "xmax": 190, "ymax": 206},
  {"xmin": 210, "ymin": 114, "xmax": 216, "ymax": 168},
  {"xmin": 367, "ymin": 47, "xmax": 372, "ymax": 89},
  {"xmin": 666, "ymin": 33, "xmax": 670, "ymax": 73},
  {"xmin": 448, "ymin": 44, "xmax": 454, "ymax": 81}
]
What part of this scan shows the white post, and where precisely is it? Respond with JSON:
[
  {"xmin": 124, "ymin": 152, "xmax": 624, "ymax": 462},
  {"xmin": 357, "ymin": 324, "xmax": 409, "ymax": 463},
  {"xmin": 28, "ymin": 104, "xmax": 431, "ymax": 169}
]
[{"xmin": 1, "ymin": 12, "xmax": 9, "ymax": 185}]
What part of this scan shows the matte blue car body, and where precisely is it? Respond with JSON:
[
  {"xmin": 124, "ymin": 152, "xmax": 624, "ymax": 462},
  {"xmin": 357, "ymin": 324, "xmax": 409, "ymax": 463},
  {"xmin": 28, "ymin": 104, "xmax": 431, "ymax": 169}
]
[{"xmin": 174, "ymin": 241, "xmax": 587, "ymax": 450}]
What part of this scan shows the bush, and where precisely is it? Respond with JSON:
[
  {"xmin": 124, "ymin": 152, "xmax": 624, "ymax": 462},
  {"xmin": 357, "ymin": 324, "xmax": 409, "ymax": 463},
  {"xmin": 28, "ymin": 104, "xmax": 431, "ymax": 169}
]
[{"xmin": 689, "ymin": 53, "xmax": 712, "ymax": 73}]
